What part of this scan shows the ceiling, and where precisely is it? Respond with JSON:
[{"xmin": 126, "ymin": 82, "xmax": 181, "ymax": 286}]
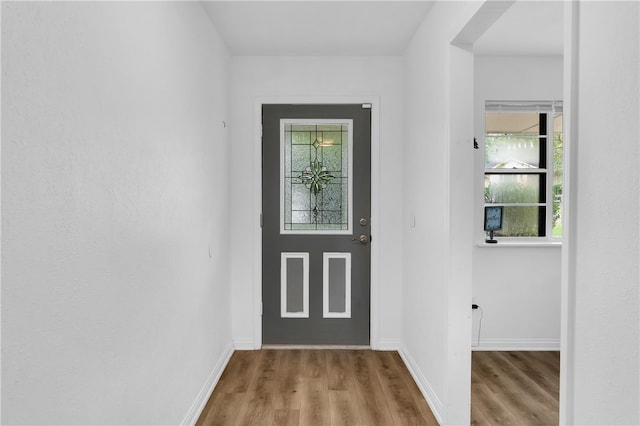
[
  {"xmin": 473, "ymin": 1, "xmax": 564, "ymax": 56},
  {"xmin": 201, "ymin": 1, "xmax": 434, "ymax": 56},
  {"xmin": 201, "ymin": 1, "xmax": 564, "ymax": 57}
]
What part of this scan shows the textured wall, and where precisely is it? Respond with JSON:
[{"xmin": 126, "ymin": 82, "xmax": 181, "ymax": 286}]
[
  {"xmin": 570, "ymin": 2, "xmax": 639, "ymax": 424},
  {"xmin": 401, "ymin": 2, "xmax": 482, "ymax": 423},
  {"xmin": 2, "ymin": 3, "xmax": 231, "ymax": 424}
]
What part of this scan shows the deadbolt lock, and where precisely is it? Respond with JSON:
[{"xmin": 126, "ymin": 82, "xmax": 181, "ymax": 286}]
[
  {"xmin": 359, "ymin": 218, "xmax": 368, "ymax": 226},
  {"xmin": 358, "ymin": 234, "xmax": 369, "ymax": 244}
]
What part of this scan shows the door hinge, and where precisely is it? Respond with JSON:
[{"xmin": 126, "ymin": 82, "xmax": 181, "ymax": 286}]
[
  {"xmin": 260, "ymin": 213, "xmax": 263, "ymax": 227},
  {"xmin": 362, "ymin": 103, "xmax": 372, "ymax": 109},
  {"xmin": 260, "ymin": 124, "xmax": 263, "ymax": 137},
  {"xmin": 260, "ymin": 302, "xmax": 263, "ymax": 316}
]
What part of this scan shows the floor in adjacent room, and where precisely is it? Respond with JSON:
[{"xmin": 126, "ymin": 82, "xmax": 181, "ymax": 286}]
[
  {"xmin": 471, "ymin": 351, "xmax": 560, "ymax": 425},
  {"xmin": 196, "ymin": 349, "xmax": 560, "ymax": 425}
]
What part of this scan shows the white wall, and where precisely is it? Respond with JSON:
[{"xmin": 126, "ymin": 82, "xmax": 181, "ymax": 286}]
[
  {"xmin": 228, "ymin": 56, "xmax": 405, "ymax": 349},
  {"xmin": 472, "ymin": 56, "xmax": 562, "ymax": 350},
  {"xmin": 565, "ymin": 2, "xmax": 639, "ymax": 424},
  {"xmin": 401, "ymin": 2, "xmax": 482, "ymax": 424},
  {"xmin": 1, "ymin": 3, "xmax": 232, "ymax": 424}
]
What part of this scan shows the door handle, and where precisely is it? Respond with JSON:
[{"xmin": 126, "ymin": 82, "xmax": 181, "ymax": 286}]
[{"xmin": 352, "ymin": 234, "xmax": 369, "ymax": 244}]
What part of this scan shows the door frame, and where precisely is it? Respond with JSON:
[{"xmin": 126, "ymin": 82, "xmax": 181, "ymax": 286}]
[{"xmin": 252, "ymin": 96, "xmax": 381, "ymax": 349}]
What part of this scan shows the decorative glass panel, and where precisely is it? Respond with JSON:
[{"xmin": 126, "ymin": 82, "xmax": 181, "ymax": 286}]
[
  {"xmin": 281, "ymin": 253, "xmax": 309, "ymax": 318},
  {"xmin": 323, "ymin": 253, "xmax": 351, "ymax": 318},
  {"xmin": 281, "ymin": 120, "xmax": 353, "ymax": 234}
]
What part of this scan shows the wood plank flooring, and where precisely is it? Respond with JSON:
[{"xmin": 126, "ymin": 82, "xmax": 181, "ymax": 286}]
[
  {"xmin": 197, "ymin": 349, "xmax": 560, "ymax": 426},
  {"xmin": 196, "ymin": 349, "xmax": 439, "ymax": 426},
  {"xmin": 471, "ymin": 351, "xmax": 560, "ymax": 425}
]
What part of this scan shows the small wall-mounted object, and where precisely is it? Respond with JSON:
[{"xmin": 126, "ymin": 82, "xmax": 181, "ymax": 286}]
[{"xmin": 484, "ymin": 206, "xmax": 503, "ymax": 244}]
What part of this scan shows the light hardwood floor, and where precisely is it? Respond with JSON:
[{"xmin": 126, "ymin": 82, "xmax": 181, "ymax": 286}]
[
  {"xmin": 471, "ymin": 351, "xmax": 560, "ymax": 425},
  {"xmin": 196, "ymin": 349, "xmax": 439, "ymax": 426},
  {"xmin": 196, "ymin": 349, "xmax": 560, "ymax": 426}
]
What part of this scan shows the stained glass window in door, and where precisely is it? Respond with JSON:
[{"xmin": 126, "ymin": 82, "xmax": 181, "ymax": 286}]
[{"xmin": 281, "ymin": 120, "xmax": 353, "ymax": 234}]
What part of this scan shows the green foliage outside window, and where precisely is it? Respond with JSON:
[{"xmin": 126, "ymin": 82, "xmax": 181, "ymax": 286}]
[{"xmin": 552, "ymin": 130, "xmax": 563, "ymax": 237}]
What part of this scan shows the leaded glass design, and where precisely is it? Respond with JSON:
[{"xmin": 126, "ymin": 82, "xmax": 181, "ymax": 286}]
[{"xmin": 281, "ymin": 120, "xmax": 352, "ymax": 234}]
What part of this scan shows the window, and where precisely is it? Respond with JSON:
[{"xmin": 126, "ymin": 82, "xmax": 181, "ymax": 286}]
[{"xmin": 484, "ymin": 101, "xmax": 563, "ymax": 240}]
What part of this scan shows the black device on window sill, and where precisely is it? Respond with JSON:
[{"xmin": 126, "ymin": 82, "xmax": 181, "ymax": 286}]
[{"xmin": 484, "ymin": 206, "xmax": 503, "ymax": 244}]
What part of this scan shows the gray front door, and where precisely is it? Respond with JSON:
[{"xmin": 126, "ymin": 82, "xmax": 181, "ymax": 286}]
[{"xmin": 262, "ymin": 104, "xmax": 371, "ymax": 345}]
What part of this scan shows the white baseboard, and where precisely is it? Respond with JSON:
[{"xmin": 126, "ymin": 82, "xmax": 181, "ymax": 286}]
[
  {"xmin": 181, "ymin": 343, "xmax": 234, "ymax": 426},
  {"xmin": 397, "ymin": 344, "xmax": 444, "ymax": 424},
  {"xmin": 376, "ymin": 338, "xmax": 401, "ymax": 351},
  {"xmin": 471, "ymin": 338, "xmax": 560, "ymax": 351},
  {"xmin": 233, "ymin": 338, "xmax": 256, "ymax": 350}
]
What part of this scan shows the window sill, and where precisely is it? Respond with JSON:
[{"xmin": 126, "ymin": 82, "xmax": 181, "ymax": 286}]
[{"xmin": 476, "ymin": 240, "xmax": 562, "ymax": 248}]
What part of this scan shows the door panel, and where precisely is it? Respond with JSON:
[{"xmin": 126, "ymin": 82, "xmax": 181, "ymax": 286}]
[{"xmin": 262, "ymin": 104, "xmax": 371, "ymax": 345}]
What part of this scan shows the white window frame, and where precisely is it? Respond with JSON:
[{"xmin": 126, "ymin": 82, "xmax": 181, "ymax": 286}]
[
  {"xmin": 280, "ymin": 252, "xmax": 309, "ymax": 318},
  {"xmin": 322, "ymin": 252, "xmax": 352, "ymax": 318},
  {"xmin": 482, "ymin": 100, "xmax": 563, "ymax": 243}
]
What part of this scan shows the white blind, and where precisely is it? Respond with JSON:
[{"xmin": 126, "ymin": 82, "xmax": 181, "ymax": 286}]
[{"xmin": 485, "ymin": 100, "xmax": 563, "ymax": 113}]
